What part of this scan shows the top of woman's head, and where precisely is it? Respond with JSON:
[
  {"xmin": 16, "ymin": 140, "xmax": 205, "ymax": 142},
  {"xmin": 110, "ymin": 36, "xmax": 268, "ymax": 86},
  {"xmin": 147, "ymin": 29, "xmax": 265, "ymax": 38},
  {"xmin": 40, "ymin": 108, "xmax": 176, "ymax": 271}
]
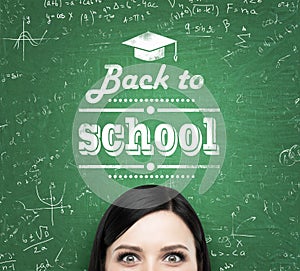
[
  {"xmin": 112, "ymin": 184, "xmax": 179, "ymax": 209},
  {"xmin": 89, "ymin": 185, "xmax": 211, "ymax": 271}
]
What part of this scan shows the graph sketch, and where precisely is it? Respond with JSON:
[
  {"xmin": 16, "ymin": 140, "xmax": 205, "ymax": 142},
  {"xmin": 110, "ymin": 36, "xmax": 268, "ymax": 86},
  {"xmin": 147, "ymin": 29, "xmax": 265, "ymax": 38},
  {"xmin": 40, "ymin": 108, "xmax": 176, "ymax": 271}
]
[
  {"xmin": 16, "ymin": 182, "xmax": 72, "ymax": 226},
  {"xmin": 3, "ymin": 19, "xmax": 59, "ymax": 61}
]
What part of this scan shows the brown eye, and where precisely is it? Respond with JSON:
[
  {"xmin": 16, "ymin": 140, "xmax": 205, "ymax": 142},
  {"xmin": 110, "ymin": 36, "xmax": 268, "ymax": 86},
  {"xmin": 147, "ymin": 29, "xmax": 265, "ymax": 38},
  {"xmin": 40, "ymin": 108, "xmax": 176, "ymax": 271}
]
[
  {"xmin": 117, "ymin": 253, "xmax": 140, "ymax": 265},
  {"xmin": 164, "ymin": 253, "xmax": 184, "ymax": 263},
  {"xmin": 123, "ymin": 255, "xmax": 137, "ymax": 263}
]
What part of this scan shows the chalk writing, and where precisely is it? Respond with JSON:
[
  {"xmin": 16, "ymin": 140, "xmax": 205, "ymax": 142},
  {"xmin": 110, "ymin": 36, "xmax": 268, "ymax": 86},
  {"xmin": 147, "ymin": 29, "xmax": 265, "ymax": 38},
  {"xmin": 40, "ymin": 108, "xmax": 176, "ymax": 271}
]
[
  {"xmin": 0, "ymin": 121, "xmax": 9, "ymax": 132},
  {"xmin": 257, "ymin": 23, "xmax": 299, "ymax": 55},
  {"xmin": 42, "ymin": 0, "xmax": 158, "ymax": 25},
  {"xmin": 262, "ymin": 13, "xmax": 282, "ymax": 28},
  {"xmin": 277, "ymin": 1, "xmax": 299, "ymax": 13},
  {"xmin": 1, "ymin": 203, "xmax": 39, "ymax": 243},
  {"xmin": 16, "ymin": 183, "xmax": 72, "ymax": 226},
  {"xmin": 3, "ymin": 19, "xmax": 59, "ymax": 61},
  {"xmin": 279, "ymin": 144, "xmax": 300, "ymax": 166},
  {"xmin": 0, "ymin": 0, "xmax": 25, "ymax": 31},
  {"xmin": 123, "ymin": 11, "xmax": 152, "ymax": 23},
  {"xmin": 184, "ymin": 22, "xmax": 220, "ymax": 37},
  {"xmin": 276, "ymin": 45, "xmax": 298, "ymax": 68},
  {"xmin": 36, "ymin": 259, "xmax": 54, "ymax": 271},
  {"xmin": 219, "ymin": 262, "xmax": 234, "ymax": 271},
  {"xmin": 75, "ymin": 186, "xmax": 92, "ymax": 201},
  {"xmin": 0, "ymin": 252, "xmax": 16, "ymax": 271},
  {"xmin": 1, "ymin": 71, "xmax": 23, "ymax": 83},
  {"xmin": 171, "ymin": 3, "xmax": 219, "ymax": 21},
  {"xmin": 220, "ymin": 25, "xmax": 253, "ymax": 67},
  {"xmin": 226, "ymin": 2, "xmax": 260, "ymax": 15},
  {"xmin": 22, "ymin": 225, "xmax": 53, "ymax": 253},
  {"xmin": 235, "ymin": 27, "xmax": 251, "ymax": 49},
  {"xmin": 17, "ymin": 156, "xmax": 45, "ymax": 186},
  {"xmin": 231, "ymin": 207, "xmax": 256, "ymax": 239},
  {"xmin": 54, "ymin": 230, "xmax": 79, "ymax": 268}
]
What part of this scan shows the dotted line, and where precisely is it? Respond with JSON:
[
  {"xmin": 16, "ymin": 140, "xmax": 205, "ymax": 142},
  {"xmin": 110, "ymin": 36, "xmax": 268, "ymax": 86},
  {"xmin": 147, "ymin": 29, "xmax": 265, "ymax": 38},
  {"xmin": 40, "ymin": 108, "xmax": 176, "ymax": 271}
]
[
  {"xmin": 108, "ymin": 174, "xmax": 195, "ymax": 179},
  {"xmin": 108, "ymin": 98, "xmax": 195, "ymax": 103}
]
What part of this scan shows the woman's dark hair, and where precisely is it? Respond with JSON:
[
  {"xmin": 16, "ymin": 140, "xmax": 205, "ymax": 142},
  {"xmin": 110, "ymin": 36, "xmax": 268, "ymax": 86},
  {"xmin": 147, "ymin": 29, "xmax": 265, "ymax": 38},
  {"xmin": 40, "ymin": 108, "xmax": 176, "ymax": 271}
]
[{"xmin": 88, "ymin": 185, "xmax": 211, "ymax": 271}]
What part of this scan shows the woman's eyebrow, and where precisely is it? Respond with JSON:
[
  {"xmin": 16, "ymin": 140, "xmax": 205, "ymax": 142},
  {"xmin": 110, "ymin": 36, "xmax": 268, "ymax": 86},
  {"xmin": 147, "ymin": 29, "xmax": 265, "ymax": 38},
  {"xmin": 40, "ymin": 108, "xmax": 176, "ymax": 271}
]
[
  {"xmin": 113, "ymin": 245, "xmax": 143, "ymax": 252},
  {"xmin": 160, "ymin": 244, "xmax": 190, "ymax": 252}
]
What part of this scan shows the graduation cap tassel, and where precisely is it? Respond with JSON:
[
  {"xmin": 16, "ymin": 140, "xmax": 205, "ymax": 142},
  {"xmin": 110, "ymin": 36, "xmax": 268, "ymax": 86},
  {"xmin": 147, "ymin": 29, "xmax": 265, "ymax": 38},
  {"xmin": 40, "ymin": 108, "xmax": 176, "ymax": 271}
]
[{"xmin": 174, "ymin": 41, "xmax": 178, "ymax": 62}]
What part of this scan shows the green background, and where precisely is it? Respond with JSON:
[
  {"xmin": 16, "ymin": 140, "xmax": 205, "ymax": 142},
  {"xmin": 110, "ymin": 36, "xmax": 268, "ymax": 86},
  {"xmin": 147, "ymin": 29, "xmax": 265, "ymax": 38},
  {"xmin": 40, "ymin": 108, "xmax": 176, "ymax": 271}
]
[{"xmin": 0, "ymin": 0, "xmax": 299, "ymax": 270}]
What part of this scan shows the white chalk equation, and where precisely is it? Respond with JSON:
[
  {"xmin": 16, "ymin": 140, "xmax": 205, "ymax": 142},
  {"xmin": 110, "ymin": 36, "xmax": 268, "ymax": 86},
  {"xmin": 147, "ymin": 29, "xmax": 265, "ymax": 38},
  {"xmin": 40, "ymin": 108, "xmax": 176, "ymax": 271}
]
[
  {"xmin": 22, "ymin": 225, "xmax": 53, "ymax": 254},
  {"xmin": 3, "ymin": 18, "xmax": 59, "ymax": 61},
  {"xmin": 0, "ymin": 252, "xmax": 16, "ymax": 271},
  {"xmin": 16, "ymin": 182, "xmax": 72, "ymax": 226}
]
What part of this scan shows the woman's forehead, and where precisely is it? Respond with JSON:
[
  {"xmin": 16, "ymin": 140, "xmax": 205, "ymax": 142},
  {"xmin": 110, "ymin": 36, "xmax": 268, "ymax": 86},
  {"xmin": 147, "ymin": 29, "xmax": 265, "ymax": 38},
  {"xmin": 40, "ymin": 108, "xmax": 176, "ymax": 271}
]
[{"xmin": 109, "ymin": 210, "xmax": 196, "ymax": 251}]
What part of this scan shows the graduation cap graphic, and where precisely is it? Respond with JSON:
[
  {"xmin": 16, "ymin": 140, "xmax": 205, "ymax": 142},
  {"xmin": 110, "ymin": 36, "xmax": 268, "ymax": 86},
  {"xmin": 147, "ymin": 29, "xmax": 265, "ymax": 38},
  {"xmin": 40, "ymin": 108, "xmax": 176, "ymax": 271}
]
[{"xmin": 122, "ymin": 31, "xmax": 178, "ymax": 62}]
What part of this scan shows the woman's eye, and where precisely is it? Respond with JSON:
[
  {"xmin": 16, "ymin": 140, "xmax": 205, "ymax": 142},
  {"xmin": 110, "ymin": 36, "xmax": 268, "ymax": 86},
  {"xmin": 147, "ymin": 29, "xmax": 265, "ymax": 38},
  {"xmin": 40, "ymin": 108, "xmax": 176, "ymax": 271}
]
[
  {"xmin": 120, "ymin": 254, "xmax": 139, "ymax": 264},
  {"xmin": 164, "ymin": 253, "xmax": 184, "ymax": 263}
]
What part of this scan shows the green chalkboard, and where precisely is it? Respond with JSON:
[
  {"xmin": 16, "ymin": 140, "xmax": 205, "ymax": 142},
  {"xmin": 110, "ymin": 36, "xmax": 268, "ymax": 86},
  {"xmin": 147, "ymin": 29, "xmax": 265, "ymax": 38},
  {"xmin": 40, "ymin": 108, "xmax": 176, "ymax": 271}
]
[{"xmin": 0, "ymin": 0, "xmax": 299, "ymax": 270}]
